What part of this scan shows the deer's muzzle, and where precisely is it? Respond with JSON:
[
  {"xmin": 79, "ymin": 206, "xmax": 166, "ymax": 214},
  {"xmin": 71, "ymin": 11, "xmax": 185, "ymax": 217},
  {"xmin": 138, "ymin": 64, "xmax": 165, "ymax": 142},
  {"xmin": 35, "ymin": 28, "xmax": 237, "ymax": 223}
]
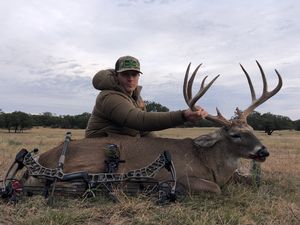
[{"xmin": 250, "ymin": 146, "xmax": 270, "ymax": 162}]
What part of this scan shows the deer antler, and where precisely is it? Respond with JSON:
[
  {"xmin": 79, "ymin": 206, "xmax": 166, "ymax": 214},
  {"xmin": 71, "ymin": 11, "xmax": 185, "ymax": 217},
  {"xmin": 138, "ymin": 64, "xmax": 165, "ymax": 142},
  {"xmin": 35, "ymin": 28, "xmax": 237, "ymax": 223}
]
[
  {"xmin": 238, "ymin": 60, "xmax": 283, "ymax": 122},
  {"xmin": 183, "ymin": 61, "xmax": 283, "ymax": 127},
  {"xmin": 183, "ymin": 63, "xmax": 231, "ymax": 126}
]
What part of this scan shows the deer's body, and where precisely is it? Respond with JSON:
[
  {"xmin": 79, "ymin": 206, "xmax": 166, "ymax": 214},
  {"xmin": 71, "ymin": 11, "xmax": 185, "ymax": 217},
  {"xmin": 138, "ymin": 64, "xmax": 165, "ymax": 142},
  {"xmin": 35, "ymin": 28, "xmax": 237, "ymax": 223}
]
[{"xmin": 33, "ymin": 124, "xmax": 265, "ymax": 193}]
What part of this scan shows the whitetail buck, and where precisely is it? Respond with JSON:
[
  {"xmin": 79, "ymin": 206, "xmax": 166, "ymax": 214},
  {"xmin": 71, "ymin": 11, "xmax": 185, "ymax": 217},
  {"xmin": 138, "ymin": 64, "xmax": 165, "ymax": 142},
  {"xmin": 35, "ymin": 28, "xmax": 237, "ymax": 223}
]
[{"xmin": 6, "ymin": 61, "xmax": 283, "ymax": 195}]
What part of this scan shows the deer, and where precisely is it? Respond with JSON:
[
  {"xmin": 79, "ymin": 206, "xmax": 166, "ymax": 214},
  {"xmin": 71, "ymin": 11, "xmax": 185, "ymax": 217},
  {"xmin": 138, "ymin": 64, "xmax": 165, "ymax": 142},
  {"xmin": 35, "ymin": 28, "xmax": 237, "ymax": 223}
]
[{"xmin": 4, "ymin": 61, "xmax": 283, "ymax": 196}]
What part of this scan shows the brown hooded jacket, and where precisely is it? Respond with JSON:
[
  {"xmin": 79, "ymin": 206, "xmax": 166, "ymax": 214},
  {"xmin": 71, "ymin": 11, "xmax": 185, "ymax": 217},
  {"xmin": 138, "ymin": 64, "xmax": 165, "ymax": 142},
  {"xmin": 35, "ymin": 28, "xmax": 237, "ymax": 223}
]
[{"xmin": 85, "ymin": 69, "xmax": 185, "ymax": 138}]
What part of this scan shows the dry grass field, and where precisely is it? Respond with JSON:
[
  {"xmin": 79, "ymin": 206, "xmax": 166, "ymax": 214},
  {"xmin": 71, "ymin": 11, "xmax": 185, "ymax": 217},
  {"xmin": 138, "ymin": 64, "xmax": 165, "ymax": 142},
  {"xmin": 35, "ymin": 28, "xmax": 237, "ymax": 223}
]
[{"xmin": 0, "ymin": 127, "xmax": 299, "ymax": 225}]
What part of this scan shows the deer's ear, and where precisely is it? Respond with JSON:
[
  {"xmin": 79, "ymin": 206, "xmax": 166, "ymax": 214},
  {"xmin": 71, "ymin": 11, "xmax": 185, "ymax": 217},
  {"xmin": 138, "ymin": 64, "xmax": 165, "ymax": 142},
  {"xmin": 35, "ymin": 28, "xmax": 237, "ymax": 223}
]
[{"xmin": 193, "ymin": 133, "xmax": 221, "ymax": 148}]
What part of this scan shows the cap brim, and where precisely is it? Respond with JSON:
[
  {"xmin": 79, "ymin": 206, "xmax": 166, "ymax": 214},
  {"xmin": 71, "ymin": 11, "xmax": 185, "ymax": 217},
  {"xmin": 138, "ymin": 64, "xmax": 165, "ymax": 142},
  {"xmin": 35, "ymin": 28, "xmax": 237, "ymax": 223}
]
[{"xmin": 116, "ymin": 68, "xmax": 143, "ymax": 74}]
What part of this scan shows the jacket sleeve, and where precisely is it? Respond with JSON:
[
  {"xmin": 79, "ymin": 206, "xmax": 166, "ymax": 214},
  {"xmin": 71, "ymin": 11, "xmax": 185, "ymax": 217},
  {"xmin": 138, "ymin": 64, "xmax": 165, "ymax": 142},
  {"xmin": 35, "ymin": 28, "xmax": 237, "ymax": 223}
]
[{"xmin": 99, "ymin": 92, "xmax": 185, "ymax": 131}]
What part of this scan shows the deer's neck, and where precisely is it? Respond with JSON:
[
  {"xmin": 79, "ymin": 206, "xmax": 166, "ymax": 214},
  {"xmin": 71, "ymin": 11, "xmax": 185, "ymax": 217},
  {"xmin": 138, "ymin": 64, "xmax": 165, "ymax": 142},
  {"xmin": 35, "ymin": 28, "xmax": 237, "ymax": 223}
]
[{"xmin": 199, "ymin": 145, "xmax": 239, "ymax": 186}]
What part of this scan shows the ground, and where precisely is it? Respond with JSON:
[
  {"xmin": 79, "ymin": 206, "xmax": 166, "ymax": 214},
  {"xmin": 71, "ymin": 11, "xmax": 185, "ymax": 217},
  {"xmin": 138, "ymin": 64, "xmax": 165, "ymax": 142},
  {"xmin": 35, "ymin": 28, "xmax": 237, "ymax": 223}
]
[{"xmin": 0, "ymin": 127, "xmax": 299, "ymax": 225}]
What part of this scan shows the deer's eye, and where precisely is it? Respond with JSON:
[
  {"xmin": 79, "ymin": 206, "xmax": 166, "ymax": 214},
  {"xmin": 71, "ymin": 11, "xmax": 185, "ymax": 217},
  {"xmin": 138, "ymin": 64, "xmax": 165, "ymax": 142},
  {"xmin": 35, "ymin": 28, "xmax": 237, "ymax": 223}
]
[{"xmin": 230, "ymin": 134, "xmax": 241, "ymax": 139}]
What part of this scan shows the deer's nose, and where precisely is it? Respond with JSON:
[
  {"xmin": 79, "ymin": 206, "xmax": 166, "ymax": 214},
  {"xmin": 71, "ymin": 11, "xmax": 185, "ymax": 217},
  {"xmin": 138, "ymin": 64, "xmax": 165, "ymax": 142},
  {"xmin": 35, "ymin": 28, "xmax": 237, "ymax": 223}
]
[{"xmin": 257, "ymin": 146, "xmax": 269, "ymax": 158}]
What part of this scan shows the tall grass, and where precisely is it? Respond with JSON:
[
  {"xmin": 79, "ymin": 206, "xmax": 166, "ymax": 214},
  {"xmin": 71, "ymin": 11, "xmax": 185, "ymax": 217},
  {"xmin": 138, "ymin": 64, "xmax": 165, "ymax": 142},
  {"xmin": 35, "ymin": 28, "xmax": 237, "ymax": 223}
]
[{"xmin": 0, "ymin": 128, "xmax": 299, "ymax": 225}]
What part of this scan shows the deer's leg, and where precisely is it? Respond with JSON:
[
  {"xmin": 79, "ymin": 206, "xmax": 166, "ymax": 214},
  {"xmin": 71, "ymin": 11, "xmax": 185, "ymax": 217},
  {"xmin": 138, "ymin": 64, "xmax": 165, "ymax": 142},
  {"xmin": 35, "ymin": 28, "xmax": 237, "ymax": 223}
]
[
  {"xmin": 184, "ymin": 177, "xmax": 221, "ymax": 194},
  {"xmin": 231, "ymin": 169, "xmax": 260, "ymax": 187}
]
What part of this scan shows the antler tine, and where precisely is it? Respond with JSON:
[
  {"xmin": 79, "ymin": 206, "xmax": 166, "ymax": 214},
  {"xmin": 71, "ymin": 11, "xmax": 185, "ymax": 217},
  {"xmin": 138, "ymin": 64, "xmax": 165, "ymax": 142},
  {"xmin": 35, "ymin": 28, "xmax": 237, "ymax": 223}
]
[
  {"xmin": 183, "ymin": 63, "xmax": 191, "ymax": 107},
  {"xmin": 206, "ymin": 107, "xmax": 232, "ymax": 126},
  {"xmin": 256, "ymin": 60, "xmax": 268, "ymax": 94},
  {"xmin": 240, "ymin": 60, "xmax": 283, "ymax": 120},
  {"xmin": 189, "ymin": 74, "xmax": 220, "ymax": 110},
  {"xmin": 187, "ymin": 64, "xmax": 202, "ymax": 101},
  {"xmin": 240, "ymin": 63, "xmax": 256, "ymax": 101},
  {"xmin": 183, "ymin": 63, "xmax": 204, "ymax": 109}
]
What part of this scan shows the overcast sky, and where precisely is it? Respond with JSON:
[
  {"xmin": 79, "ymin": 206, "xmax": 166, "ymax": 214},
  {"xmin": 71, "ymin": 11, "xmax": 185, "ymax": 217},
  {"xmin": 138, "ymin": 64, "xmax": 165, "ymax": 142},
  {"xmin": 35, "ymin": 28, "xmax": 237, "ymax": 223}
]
[{"xmin": 0, "ymin": 0, "xmax": 299, "ymax": 120}]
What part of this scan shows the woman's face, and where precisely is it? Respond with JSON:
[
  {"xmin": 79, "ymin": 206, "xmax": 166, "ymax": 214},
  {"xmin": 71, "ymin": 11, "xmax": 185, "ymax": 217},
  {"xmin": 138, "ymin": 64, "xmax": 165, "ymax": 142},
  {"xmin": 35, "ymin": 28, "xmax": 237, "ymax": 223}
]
[{"xmin": 117, "ymin": 70, "xmax": 140, "ymax": 95}]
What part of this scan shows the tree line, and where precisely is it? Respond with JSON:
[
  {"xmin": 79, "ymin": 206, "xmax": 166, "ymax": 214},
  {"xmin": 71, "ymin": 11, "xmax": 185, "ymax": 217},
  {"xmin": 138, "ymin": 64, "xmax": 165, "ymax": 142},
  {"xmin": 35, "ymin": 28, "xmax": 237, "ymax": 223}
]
[
  {"xmin": 0, "ymin": 110, "xmax": 90, "ymax": 132},
  {"xmin": 0, "ymin": 102, "xmax": 299, "ymax": 133},
  {"xmin": 182, "ymin": 111, "xmax": 298, "ymax": 132}
]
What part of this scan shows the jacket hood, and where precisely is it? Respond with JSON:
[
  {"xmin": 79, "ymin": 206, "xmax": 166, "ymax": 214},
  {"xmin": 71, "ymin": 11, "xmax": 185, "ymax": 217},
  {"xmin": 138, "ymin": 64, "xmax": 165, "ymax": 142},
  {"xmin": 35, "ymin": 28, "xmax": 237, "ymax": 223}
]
[
  {"xmin": 92, "ymin": 69, "xmax": 142, "ymax": 99},
  {"xmin": 93, "ymin": 69, "xmax": 120, "ymax": 91}
]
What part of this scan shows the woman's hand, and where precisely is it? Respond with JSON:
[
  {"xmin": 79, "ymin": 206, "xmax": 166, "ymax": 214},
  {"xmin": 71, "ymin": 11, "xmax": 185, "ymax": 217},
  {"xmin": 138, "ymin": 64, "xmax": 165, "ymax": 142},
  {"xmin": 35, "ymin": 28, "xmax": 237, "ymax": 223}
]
[{"xmin": 183, "ymin": 106, "xmax": 208, "ymax": 122}]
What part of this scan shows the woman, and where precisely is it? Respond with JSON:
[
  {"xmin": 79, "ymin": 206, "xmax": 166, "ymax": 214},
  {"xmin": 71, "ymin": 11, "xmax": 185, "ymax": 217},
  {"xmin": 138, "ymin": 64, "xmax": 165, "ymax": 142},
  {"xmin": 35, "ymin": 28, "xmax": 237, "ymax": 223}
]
[{"xmin": 85, "ymin": 55, "xmax": 207, "ymax": 138}]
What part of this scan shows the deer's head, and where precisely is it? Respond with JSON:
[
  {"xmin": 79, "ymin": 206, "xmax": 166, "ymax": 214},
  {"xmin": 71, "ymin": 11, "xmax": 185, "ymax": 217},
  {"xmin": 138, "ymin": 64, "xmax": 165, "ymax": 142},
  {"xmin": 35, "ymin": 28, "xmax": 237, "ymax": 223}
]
[{"xmin": 184, "ymin": 61, "xmax": 283, "ymax": 161}]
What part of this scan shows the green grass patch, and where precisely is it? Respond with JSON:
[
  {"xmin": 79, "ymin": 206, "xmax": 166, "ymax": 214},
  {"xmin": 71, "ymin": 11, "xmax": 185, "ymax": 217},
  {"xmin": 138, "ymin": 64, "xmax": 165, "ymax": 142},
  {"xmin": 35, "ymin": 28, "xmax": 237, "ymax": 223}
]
[{"xmin": 8, "ymin": 139, "xmax": 22, "ymax": 146}]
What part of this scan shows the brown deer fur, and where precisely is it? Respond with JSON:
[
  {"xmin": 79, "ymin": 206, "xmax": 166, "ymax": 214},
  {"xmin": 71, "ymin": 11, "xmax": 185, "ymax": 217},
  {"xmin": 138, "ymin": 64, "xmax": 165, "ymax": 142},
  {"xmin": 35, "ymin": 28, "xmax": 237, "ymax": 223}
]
[{"xmin": 36, "ymin": 124, "xmax": 265, "ymax": 193}]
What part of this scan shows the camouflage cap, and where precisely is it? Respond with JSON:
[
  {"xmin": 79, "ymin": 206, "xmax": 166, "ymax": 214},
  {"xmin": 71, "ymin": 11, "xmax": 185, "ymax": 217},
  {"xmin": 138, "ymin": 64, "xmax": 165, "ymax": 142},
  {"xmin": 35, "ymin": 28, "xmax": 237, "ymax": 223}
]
[{"xmin": 115, "ymin": 55, "xmax": 143, "ymax": 74}]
